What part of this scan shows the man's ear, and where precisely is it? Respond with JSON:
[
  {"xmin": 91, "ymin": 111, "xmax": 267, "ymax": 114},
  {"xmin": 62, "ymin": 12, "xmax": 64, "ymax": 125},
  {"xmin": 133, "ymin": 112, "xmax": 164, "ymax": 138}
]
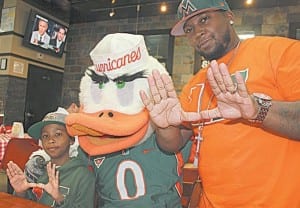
[
  {"xmin": 79, "ymin": 104, "xmax": 84, "ymax": 113},
  {"xmin": 67, "ymin": 103, "xmax": 79, "ymax": 113},
  {"xmin": 70, "ymin": 137, "xmax": 75, "ymax": 145},
  {"xmin": 225, "ymin": 11, "xmax": 234, "ymax": 24}
]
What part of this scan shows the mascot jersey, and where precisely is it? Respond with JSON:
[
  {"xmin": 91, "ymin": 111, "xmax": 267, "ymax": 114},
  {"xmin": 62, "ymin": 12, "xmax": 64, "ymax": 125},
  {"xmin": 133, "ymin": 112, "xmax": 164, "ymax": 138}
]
[
  {"xmin": 180, "ymin": 36, "xmax": 300, "ymax": 208},
  {"xmin": 79, "ymin": 134, "xmax": 191, "ymax": 208},
  {"xmin": 66, "ymin": 33, "xmax": 192, "ymax": 207}
]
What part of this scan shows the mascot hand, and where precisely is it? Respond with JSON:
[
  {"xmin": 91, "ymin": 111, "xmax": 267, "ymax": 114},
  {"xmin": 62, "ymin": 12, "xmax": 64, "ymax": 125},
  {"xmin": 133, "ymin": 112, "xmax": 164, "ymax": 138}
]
[
  {"xmin": 140, "ymin": 70, "xmax": 202, "ymax": 128},
  {"xmin": 24, "ymin": 155, "xmax": 47, "ymax": 183}
]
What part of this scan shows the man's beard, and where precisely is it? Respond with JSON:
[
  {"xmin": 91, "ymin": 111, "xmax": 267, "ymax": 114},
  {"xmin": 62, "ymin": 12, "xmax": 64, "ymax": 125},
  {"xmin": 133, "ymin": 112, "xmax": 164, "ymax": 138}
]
[
  {"xmin": 197, "ymin": 32, "xmax": 231, "ymax": 61},
  {"xmin": 199, "ymin": 43, "xmax": 227, "ymax": 61}
]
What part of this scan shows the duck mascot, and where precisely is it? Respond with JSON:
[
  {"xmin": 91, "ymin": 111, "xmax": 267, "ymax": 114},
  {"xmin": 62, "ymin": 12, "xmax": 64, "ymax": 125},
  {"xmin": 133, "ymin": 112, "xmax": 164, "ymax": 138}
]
[{"xmin": 65, "ymin": 33, "xmax": 192, "ymax": 207}]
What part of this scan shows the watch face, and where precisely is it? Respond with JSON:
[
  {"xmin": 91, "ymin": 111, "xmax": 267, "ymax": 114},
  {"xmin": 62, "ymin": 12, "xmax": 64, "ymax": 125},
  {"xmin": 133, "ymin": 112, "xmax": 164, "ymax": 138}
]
[{"xmin": 253, "ymin": 93, "xmax": 272, "ymax": 101}]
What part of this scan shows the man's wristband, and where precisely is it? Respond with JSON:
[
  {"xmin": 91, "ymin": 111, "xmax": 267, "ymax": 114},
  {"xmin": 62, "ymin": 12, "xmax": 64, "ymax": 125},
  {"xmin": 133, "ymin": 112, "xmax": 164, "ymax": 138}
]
[{"xmin": 248, "ymin": 93, "xmax": 272, "ymax": 124}]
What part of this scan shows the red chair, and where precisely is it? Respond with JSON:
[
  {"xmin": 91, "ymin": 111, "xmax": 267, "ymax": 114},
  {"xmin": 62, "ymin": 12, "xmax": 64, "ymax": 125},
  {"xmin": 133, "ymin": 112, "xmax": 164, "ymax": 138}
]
[
  {"xmin": 1, "ymin": 138, "xmax": 41, "ymax": 170},
  {"xmin": 1, "ymin": 138, "xmax": 41, "ymax": 193}
]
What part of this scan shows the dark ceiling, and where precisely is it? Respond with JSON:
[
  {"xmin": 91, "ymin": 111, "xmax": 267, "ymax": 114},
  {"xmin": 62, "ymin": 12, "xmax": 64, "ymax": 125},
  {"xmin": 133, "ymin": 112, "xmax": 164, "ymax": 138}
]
[{"xmin": 25, "ymin": 0, "xmax": 300, "ymax": 24}]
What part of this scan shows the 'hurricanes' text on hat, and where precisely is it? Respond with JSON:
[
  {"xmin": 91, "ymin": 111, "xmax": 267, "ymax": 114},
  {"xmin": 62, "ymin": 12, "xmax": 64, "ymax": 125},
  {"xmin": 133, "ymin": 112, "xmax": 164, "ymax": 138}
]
[{"xmin": 95, "ymin": 46, "xmax": 141, "ymax": 73}]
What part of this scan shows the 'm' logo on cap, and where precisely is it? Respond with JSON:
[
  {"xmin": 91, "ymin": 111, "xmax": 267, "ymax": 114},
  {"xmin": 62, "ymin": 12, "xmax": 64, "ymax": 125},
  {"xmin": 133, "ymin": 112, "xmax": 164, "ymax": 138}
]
[
  {"xmin": 95, "ymin": 47, "xmax": 142, "ymax": 73},
  {"xmin": 179, "ymin": 0, "xmax": 197, "ymax": 18}
]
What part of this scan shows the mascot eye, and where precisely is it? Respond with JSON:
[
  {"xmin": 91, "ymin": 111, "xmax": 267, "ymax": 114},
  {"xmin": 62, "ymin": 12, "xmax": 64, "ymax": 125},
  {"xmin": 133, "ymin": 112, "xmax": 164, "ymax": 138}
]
[
  {"xmin": 98, "ymin": 82, "xmax": 105, "ymax": 89},
  {"xmin": 116, "ymin": 80, "xmax": 125, "ymax": 89}
]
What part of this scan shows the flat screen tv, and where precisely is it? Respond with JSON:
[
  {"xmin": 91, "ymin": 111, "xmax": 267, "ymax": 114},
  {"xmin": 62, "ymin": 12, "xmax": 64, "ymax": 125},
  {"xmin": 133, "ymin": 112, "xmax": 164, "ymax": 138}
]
[{"xmin": 23, "ymin": 10, "xmax": 68, "ymax": 58}]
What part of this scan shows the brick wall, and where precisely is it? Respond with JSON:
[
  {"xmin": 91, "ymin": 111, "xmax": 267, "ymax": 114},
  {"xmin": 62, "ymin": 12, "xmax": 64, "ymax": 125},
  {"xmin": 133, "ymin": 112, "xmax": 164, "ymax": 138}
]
[
  {"xmin": 0, "ymin": 76, "xmax": 26, "ymax": 125},
  {"xmin": 59, "ymin": 5, "xmax": 300, "ymax": 106},
  {"xmin": 0, "ymin": 76, "xmax": 8, "ymax": 116},
  {"xmin": 5, "ymin": 77, "xmax": 27, "ymax": 124}
]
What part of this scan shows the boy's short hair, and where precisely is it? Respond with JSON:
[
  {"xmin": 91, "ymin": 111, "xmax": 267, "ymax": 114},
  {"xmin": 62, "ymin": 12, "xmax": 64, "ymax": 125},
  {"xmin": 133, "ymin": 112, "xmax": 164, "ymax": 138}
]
[{"xmin": 27, "ymin": 111, "xmax": 66, "ymax": 139}]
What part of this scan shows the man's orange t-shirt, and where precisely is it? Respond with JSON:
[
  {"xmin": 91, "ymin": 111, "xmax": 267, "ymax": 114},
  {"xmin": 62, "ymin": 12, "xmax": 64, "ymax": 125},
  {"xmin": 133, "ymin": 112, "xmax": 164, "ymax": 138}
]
[{"xmin": 180, "ymin": 36, "xmax": 300, "ymax": 208}]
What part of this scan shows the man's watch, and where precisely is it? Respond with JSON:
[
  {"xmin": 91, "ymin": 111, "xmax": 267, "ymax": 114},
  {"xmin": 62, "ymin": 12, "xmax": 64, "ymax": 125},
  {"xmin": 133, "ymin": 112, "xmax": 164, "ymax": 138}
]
[{"xmin": 248, "ymin": 93, "xmax": 272, "ymax": 124}]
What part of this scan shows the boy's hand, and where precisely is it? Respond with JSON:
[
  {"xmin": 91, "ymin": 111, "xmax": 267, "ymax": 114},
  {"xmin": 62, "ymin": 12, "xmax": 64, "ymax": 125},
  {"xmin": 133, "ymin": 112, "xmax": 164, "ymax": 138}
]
[
  {"xmin": 6, "ymin": 161, "xmax": 36, "ymax": 194},
  {"xmin": 38, "ymin": 162, "xmax": 64, "ymax": 203}
]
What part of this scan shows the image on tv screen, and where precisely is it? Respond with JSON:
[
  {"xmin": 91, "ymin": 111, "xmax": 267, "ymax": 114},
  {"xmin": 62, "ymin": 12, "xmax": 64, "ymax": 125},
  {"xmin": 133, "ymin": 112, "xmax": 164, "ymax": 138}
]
[{"xmin": 23, "ymin": 10, "xmax": 68, "ymax": 58}]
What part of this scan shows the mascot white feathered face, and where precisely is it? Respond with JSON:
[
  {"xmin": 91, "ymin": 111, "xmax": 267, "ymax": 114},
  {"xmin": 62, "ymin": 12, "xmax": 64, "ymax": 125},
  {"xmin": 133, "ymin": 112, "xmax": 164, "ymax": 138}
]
[{"xmin": 66, "ymin": 33, "xmax": 168, "ymax": 156}]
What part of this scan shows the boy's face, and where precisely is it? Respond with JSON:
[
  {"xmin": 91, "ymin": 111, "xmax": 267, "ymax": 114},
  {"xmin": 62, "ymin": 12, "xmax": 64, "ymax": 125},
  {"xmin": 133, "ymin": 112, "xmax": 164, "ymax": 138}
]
[{"xmin": 40, "ymin": 124, "xmax": 73, "ymax": 161}]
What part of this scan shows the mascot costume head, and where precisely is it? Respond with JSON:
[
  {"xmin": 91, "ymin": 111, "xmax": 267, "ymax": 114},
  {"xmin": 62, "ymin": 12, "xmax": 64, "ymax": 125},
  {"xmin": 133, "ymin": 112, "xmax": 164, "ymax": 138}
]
[{"xmin": 66, "ymin": 33, "xmax": 167, "ymax": 155}]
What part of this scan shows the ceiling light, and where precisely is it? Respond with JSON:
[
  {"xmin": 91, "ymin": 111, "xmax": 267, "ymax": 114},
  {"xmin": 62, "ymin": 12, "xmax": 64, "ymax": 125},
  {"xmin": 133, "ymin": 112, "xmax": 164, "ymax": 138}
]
[
  {"xmin": 160, "ymin": 3, "xmax": 167, "ymax": 13},
  {"xmin": 111, "ymin": 0, "xmax": 116, "ymax": 4},
  {"xmin": 245, "ymin": 0, "xmax": 253, "ymax": 5},
  {"xmin": 109, "ymin": 8, "xmax": 115, "ymax": 17}
]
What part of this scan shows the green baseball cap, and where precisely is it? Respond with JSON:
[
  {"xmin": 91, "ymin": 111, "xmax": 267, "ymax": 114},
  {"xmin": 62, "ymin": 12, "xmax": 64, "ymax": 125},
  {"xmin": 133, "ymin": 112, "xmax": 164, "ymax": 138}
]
[
  {"xmin": 28, "ymin": 112, "xmax": 67, "ymax": 139},
  {"xmin": 171, "ymin": 0, "xmax": 231, "ymax": 36}
]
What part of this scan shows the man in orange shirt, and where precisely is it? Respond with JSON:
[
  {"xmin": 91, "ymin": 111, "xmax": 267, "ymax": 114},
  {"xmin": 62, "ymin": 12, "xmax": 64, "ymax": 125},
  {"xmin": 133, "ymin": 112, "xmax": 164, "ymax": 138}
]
[{"xmin": 140, "ymin": 0, "xmax": 300, "ymax": 207}]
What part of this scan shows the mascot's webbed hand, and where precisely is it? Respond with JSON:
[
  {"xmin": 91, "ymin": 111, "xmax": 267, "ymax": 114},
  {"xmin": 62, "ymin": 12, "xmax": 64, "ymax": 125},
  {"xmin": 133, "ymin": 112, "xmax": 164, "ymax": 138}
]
[
  {"xmin": 24, "ymin": 155, "xmax": 47, "ymax": 183},
  {"xmin": 140, "ymin": 70, "xmax": 202, "ymax": 128}
]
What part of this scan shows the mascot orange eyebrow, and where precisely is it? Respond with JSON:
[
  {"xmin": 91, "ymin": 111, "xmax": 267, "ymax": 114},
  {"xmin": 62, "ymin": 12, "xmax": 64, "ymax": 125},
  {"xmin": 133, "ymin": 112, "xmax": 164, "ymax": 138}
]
[{"xmin": 65, "ymin": 33, "xmax": 191, "ymax": 207}]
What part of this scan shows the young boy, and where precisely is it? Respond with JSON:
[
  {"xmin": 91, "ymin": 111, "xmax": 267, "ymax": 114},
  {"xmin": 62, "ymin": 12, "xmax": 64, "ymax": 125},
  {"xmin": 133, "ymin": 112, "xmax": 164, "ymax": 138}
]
[
  {"xmin": 6, "ymin": 110, "xmax": 95, "ymax": 208},
  {"xmin": 24, "ymin": 104, "xmax": 80, "ymax": 183}
]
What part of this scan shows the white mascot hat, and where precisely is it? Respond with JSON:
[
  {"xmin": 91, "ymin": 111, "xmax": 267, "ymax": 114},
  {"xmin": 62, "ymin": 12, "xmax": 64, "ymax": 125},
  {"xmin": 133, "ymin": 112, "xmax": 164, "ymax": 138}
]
[{"xmin": 88, "ymin": 33, "xmax": 164, "ymax": 79}]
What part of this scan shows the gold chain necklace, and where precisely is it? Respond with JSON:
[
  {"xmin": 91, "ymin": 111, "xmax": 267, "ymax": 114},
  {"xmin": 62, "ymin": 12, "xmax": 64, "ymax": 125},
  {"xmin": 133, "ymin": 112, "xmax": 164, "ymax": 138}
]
[
  {"xmin": 192, "ymin": 40, "xmax": 241, "ymax": 167},
  {"xmin": 227, "ymin": 40, "xmax": 241, "ymax": 68}
]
